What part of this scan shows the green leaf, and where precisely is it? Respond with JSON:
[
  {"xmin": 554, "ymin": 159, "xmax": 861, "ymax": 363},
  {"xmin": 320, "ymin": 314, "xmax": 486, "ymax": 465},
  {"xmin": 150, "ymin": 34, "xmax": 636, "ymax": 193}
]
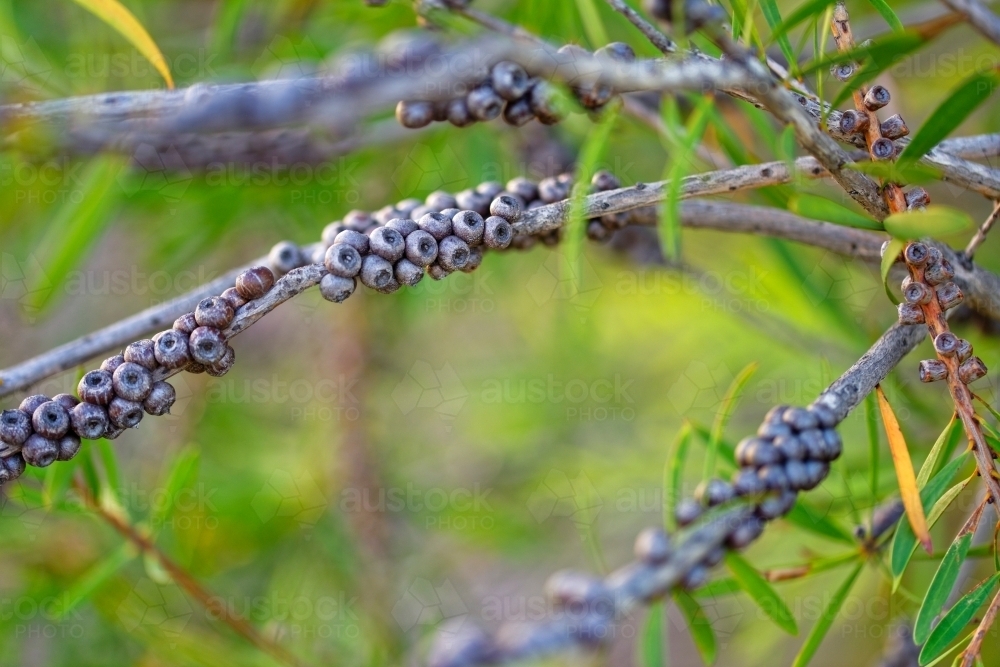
[
  {"xmin": 760, "ymin": 0, "xmax": 798, "ymax": 73},
  {"xmin": 769, "ymin": 0, "xmax": 837, "ymax": 42},
  {"xmin": 880, "ymin": 237, "xmax": 905, "ymax": 306},
  {"xmin": 788, "ymin": 193, "xmax": 883, "ymax": 230},
  {"xmin": 43, "ymin": 451, "xmax": 83, "ymax": 508},
  {"xmin": 914, "ymin": 532, "xmax": 973, "ymax": 644},
  {"xmin": 664, "ymin": 423, "xmax": 693, "ymax": 531},
  {"xmin": 573, "ymin": 0, "xmax": 609, "ymax": 47},
  {"xmin": 890, "ymin": 453, "xmax": 969, "ymax": 581},
  {"xmin": 705, "ymin": 363, "xmax": 757, "ymax": 478},
  {"xmin": 919, "ymin": 573, "xmax": 1000, "ymax": 665},
  {"xmin": 695, "ymin": 577, "xmax": 743, "ymax": 598},
  {"xmin": 865, "ymin": 0, "xmax": 905, "ymax": 32},
  {"xmin": 800, "ymin": 30, "xmax": 925, "ymax": 77},
  {"xmin": 848, "ymin": 160, "xmax": 943, "ymax": 185},
  {"xmin": 639, "ymin": 602, "xmax": 667, "ymax": 667},
  {"xmin": 70, "ymin": 0, "xmax": 174, "ymax": 88},
  {"xmin": 917, "ymin": 417, "xmax": 959, "ymax": 488},
  {"xmin": 54, "ymin": 543, "xmax": 135, "ymax": 618},
  {"xmin": 792, "ymin": 561, "xmax": 864, "ymax": 667},
  {"xmin": 898, "ymin": 70, "xmax": 1000, "ymax": 169},
  {"xmin": 883, "ymin": 206, "xmax": 975, "ymax": 240},
  {"xmin": 725, "ymin": 552, "xmax": 798, "ymax": 634},
  {"xmin": 659, "ymin": 95, "xmax": 713, "ymax": 260},
  {"xmin": 784, "ymin": 500, "xmax": 855, "ymax": 544},
  {"xmin": 148, "ymin": 447, "xmax": 201, "ymax": 534},
  {"xmin": 675, "ymin": 590, "xmax": 717, "ymax": 665}
]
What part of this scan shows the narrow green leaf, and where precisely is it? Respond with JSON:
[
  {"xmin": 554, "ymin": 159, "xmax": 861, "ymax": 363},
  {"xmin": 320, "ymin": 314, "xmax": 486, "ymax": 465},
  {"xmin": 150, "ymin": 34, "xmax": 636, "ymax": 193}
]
[
  {"xmin": 890, "ymin": 453, "xmax": 969, "ymax": 580},
  {"xmin": 760, "ymin": 0, "xmax": 798, "ymax": 72},
  {"xmin": 880, "ymin": 237, "xmax": 906, "ymax": 306},
  {"xmin": 914, "ymin": 532, "xmax": 973, "ymax": 644},
  {"xmin": 788, "ymin": 193, "xmax": 883, "ymax": 230},
  {"xmin": 688, "ymin": 422, "xmax": 738, "ymax": 470},
  {"xmin": 573, "ymin": 0, "xmax": 609, "ymax": 47},
  {"xmin": 770, "ymin": 0, "xmax": 837, "ymax": 42},
  {"xmin": 784, "ymin": 500, "xmax": 855, "ymax": 544},
  {"xmin": 725, "ymin": 552, "xmax": 798, "ymax": 634},
  {"xmin": 639, "ymin": 602, "xmax": 667, "ymax": 667},
  {"xmin": 865, "ymin": 0, "xmax": 905, "ymax": 32},
  {"xmin": 899, "ymin": 71, "xmax": 1000, "ymax": 169},
  {"xmin": 800, "ymin": 30, "xmax": 925, "ymax": 77},
  {"xmin": 792, "ymin": 561, "xmax": 864, "ymax": 667},
  {"xmin": 659, "ymin": 96, "xmax": 713, "ymax": 260},
  {"xmin": 919, "ymin": 573, "xmax": 1000, "ymax": 665},
  {"xmin": 848, "ymin": 160, "xmax": 943, "ymax": 185},
  {"xmin": 54, "ymin": 543, "xmax": 135, "ymax": 618},
  {"xmin": 675, "ymin": 590, "xmax": 717, "ymax": 665},
  {"xmin": 883, "ymin": 206, "xmax": 974, "ymax": 241},
  {"xmin": 917, "ymin": 416, "xmax": 959, "ymax": 488},
  {"xmin": 664, "ymin": 423, "xmax": 693, "ymax": 531},
  {"xmin": 148, "ymin": 447, "xmax": 200, "ymax": 533},
  {"xmin": 705, "ymin": 363, "xmax": 758, "ymax": 478},
  {"xmin": 695, "ymin": 577, "xmax": 742, "ymax": 598}
]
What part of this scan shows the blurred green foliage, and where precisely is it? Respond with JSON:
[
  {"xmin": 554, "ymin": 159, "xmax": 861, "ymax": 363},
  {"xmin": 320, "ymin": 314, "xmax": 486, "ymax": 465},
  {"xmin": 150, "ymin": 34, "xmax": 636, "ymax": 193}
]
[{"xmin": 1, "ymin": 0, "xmax": 1000, "ymax": 665}]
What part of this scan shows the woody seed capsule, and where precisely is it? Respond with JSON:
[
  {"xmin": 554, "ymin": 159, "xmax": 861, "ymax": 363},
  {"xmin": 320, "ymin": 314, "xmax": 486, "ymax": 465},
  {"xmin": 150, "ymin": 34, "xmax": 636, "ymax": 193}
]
[
  {"xmin": 71, "ymin": 402, "xmax": 109, "ymax": 439},
  {"xmin": 189, "ymin": 327, "xmax": 227, "ymax": 365},
  {"xmin": 502, "ymin": 97, "xmax": 534, "ymax": 126},
  {"xmin": 872, "ymin": 138, "xmax": 895, "ymax": 160},
  {"xmin": 918, "ymin": 359, "xmax": 949, "ymax": 382},
  {"xmin": 108, "ymin": 397, "xmax": 143, "ymax": 429},
  {"xmin": 56, "ymin": 434, "xmax": 81, "ymax": 461},
  {"xmin": 360, "ymin": 254, "xmax": 395, "ymax": 290},
  {"xmin": 396, "ymin": 100, "xmax": 435, "ymax": 128},
  {"xmin": 757, "ymin": 489, "xmax": 798, "ymax": 520},
  {"xmin": 839, "ymin": 109, "xmax": 869, "ymax": 135},
  {"xmin": 484, "ymin": 216, "xmax": 513, "ymax": 249},
  {"xmin": 79, "ymin": 370, "xmax": 115, "ymax": 405},
  {"xmin": 727, "ymin": 515, "xmax": 764, "ymax": 548},
  {"xmin": 758, "ymin": 465, "xmax": 788, "ymax": 491},
  {"xmin": 466, "ymin": 85, "xmax": 503, "ymax": 121},
  {"xmin": 221, "ymin": 287, "xmax": 247, "ymax": 311},
  {"xmin": 936, "ymin": 282, "xmax": 964, "ymax": 310},
  {"xmin": 925, "ymin": 259, "xmax": 955, "ymax": 286},
  {"xmin": 32, "ymin": 401, "xmax": 69, "ymax": 439},
  {"xmin": 491, "ymin": 61, "xmax": 530, "ymax": 101},
  {"xmin": 124, "ymin": 339, "xmax": 158, "ymax": 371},
  {"xmin": 269, "ymin": 241, "xmax": 304, "ymax": 274},
  {"xmin": 394, "ymin": 259, "xmax": 424, "ymax": 287},
  {"xmin": 385, "ymin": 219, "xmax": 419, "ymax": 237},
  {"xmin": 0, "ymin": 410, "xmax": 31, "ymax": 447},
  {"xmin": 506, "ymin": 177, "xmax": 539, "ymax": 203},
  {"xmin": 897, "ymin": 302, "xmax": 925, "ymax": 325},
  {"xmin": 207, "ymin": 347, "xmax": 235, "ymax": 377},
  {"xmin": 863, "ymin": 85, "xmax": 890, "ymax": 110},
  {"xmin": 903, "ymin": 281, "xmax": 932, "ymax": 305},
  {"xmin": 426, "ymin": 191, "xmax": 458, "ymax": 211},
  {"xmin": 113, "ymin": 362, "xmax": 153, "ymax": 402},
  {"xmin": 695, "ymin": 478, "xmax": 734, "ymax": 506},
  {"xmin": 958, "ymin": 357, "xmax": 988, "ymax": 384},
  {"xmin": 675, "ymin": 498, "xmax": 702, "ymax": 527},
  {"xmin": 463, "ymin": 246, "xmax": 484, "ymax": 273},
  {"xmin": 236, "ymin": 266, "xmax": 275, "ymax": 300},
  {"xmin": 490, "ymin": 195, "xmax": 521, "ymax": 223},
  {"xmin": 452, "ymin": 210, "xmax": 485, "ymax": 246},
  {"xmin": 903, "ymin": 242, "xmax": 929, "ymax": 267},
  {"xmin": 173, "ymin": 313, "xmax": 198, "ymax": 335},
  {"xmin": 634, "ymin": 527, "xmax": 671, "ymax": 563},
  {"xmin": 427, "ymin": 264, "xmax": 451, "ymax": 281},
  {"xmin": 880, "ymin": 114, "xmax": 909, "ymax": 140},
  {"xmin": 437, "ymin": 236, "xmax": 470, "ymax": 272},
  {"xmin": 733, "ymin": 467, "xmax": 767, "ymax": 496},
  {"xmin": 370, "ymin": 227, "xmax": 406, "ymax": 262},
  {"xmin": 22, "ymin": 434, "xmax": 58, "ymax": 467},
  {"xmin": 455, "ymin": 189, "xmax": 491, "ymax": 217},
  {"xmin": 195, "ymin": 296, "xmax": 234, "ymax": 329},
  {"xmin": 53, "ymin": 394, "xmax": 79, "ymax": 411},
  {"xmin": 446, "ymin": 98, "xmax": 474, "ymax": 127},
  {"xmin": 955, "ymin": 338, "xmax": 973, "ymax": 363},
  {"xmin": 934, "ymin": 332, "xmax": 959, "ymax": 356},
  {"xmin": 405, "ymin": 230, "xmax": 439, "ymax": 267},
  {"xmin": 418, "ymin": 212, "xmax": 453, "ymax": 241},
  {"xmin": 319, "ymin": 274, "xmax": 356, "ymax": 303},
  {"xmin": 905, "ymin": 187, "xmax": 930, "ymax": 210},
  {"xmin": 154, "ymin": 330, "xmax": 191, "ymax": 369},
  {"xmin": 325, "ymin": 243, "xmax": 362, "ymax": 278}
]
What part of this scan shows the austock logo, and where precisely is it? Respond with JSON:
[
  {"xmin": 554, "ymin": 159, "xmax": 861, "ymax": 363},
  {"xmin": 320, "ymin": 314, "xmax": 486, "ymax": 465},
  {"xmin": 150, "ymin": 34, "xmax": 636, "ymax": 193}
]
[
  {"xmin": 391, "ymin": 143, "xmax": 468, "ymax": 196},
  {"xmin": 802, "ymin": 251, "xmax": 878, "ymax": 321},
  {"xmin": 392, "ymin": 361, "xmax": 469, "ymax": 430},
  {"xmin": 116, "ymin": 144, "xmax": 193, "ymax": 202},
  {"xmin": 666, "ymin": 360, "xmax": 735, "ymax": 415},
  {"xmin": 0, "ymin": 34, "xmax": 52, "ymax": 94},
  {"xmin": 251, "ymin": 470, "xmax": 327, "ymax": 532},
  {"xmin": 526, "ymin": 470, "xmax": 602, "ymax": 528},
  {"xmin": 250, "ymin": 35, "xmax": 322, "ymax": 80},
  {"xmin": 525, "ymin": 252, "xmax": 603, "ymax": 318},
  {"xmin": 116, "ymin": 578, "xmax": 193, "ymax": 646},
  {"xmin": 0, "ymin": 253, "xmax": 52, "ymax": 322},
  {"xmin": 392, "ymin": 578, "xmax": 468, "ymax": 634}
]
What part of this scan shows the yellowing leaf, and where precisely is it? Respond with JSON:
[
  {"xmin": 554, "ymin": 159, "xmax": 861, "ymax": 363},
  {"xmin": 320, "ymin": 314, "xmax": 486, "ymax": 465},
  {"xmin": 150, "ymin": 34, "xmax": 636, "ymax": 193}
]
[
  {"xmin": 883, "ymin": 206, "xmax": 974, "ymax": 241},
  {"xmin": 71, "ymin": 0, "xmax": 174, "ymax": 88},
  {"xmin": 876, "ymin": 385, "xmax": 931, "ymax": 554}
]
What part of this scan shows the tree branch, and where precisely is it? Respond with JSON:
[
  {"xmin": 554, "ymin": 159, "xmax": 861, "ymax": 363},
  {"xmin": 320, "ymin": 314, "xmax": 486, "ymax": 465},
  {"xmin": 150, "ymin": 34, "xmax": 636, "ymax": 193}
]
[{"xmin": 939, "ymin": 0, "xmax": 1000, "ymax": 45}]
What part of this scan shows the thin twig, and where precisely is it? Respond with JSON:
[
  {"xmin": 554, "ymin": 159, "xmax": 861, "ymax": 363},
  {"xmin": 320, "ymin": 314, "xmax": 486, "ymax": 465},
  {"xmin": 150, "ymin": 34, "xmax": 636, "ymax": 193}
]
[
  {"xmin": 965, "ymin": 200, "xmax": 1000, "ymax": 258},
  {"xmin": 73, "ymin": 477, "xmax": 307, "ymax": 667},
  {"xmin": 939, "ymin": 0, "xmax": 1000, "ymax": 46},
  {"xmin": 602, "ymin": 0, "xmax": 676, "ymax": 54}
]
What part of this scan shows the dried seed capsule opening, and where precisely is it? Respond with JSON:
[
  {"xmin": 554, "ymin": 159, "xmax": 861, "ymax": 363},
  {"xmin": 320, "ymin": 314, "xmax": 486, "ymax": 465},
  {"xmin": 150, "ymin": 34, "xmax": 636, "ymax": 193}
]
[
  {"xmin": 872, "ymin": 137, "xmax": 895, "ymax": 160},
  {"xmin": 903, "ymin": 242, "xmax": 929, "ymax": 266},
  {"xmin": 902, "ymin": 282, "xmax": 931, "ymax": 305},
  {"xmin": 933, "ymin": 332, "xmax": 959, "ymax": 356},
  {"xmin": 864, "ymin": 85, "xmax": 890, "ymax": 110}
]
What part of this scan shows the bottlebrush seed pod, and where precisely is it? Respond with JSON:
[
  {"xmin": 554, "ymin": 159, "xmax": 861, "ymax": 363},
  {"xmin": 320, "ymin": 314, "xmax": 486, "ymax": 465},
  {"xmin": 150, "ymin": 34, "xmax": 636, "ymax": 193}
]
[
  {"xmin": 319, "ymin": 274, "xmax": 356, "ymax": 303},
  {"xmin": 528, "ymin": 80, "xmax": 563, "ymax": 125},
  {"xmin": 489, "ymin": 195, "xmax": 522, "ymax": 223},
  {"xmin": 268, "ymin": 241, "xmax": 303, "ymax": 275},
  {"xmin": 374, "ymin": 206, "xmax": 400, "ymax": 226},
  {"xmin": 839, "ymin": 109, "xmax": 869, "ymax": 135},
  {"xmin": 195, "ymin": 296, "xmax": 234, "ymax": 329},
  {"xmin": 56, "ymin": 434, "xmax": 81, "ymax": 462},
  {"xmin": 334, "ymin": 229, "xmax": 371, "ymax": 255},
  {"xmin": 544, "ymin": 570, "xmax": 608, "ymax": 608},
  {"xmin": 784, "ymin": 460, "xmax": 810, "ymax": 491},
  {"xmin": 502, "ymin": 96, "xmax": 534, "ymax": 126},
  {"xmin": 324, "ymin": 243, "xmax": 362, "ymax": 278},
  {"xmin": 235, "ymin": 266, "xmax": 275, "ymax": 300},
  {"xmin": 394, "ymin": 259, "xmax": 424, "ymax": 287},
  {"xmin": 822, "ymin": 429, "xmax": 842, "ymax": 460},
  {"xmin": 803, "ymin": 461, "xmax": 829, "ymax": 490},
  {"xmin": 404, "ymin": 230, "xmax": 439, "ymax": 267},
  {"xmin": 206, "ymin": 347, "xmax": 235, "ymax": 378},
  {"xmin": 189, "ymin": 327, "xmax": 227, "ymax": 365},
  {"xmin": 491, "ymin": 61, "xmax": 530, "ymax": 101},
  {"xmin": 0, "ymin": 410, "xmax": 31, "ymax": 447},
  {"xmin": 956, "ymin": 338, "xmax": 973, "ymax": 363},
  {"xmin": 675, "ymin": 498, "xmax": 702, "ymax": 527},
  {"xmin": 31, "ymin": 401, "xmax": 69, "ymax": 439},
  {"xmin": 587, "ymin": 220, "xmax": 611, "ymax": 242},
  {"xmin": 321, "ymin": 222, "xmax": 346, "ymax": 247},
  {"xmin": 396, "ymin": 100, "xmax": 435, "ymax": 128},
  {"xmin": 437, "ymin": 236, "xmax": 471, "ymax": 272},
  {"xmin": 634, "ymin": 527, "xmax": 671, "ymax": 563},
  {"xmin": 154, "ymin": 330, "xmax": 191, "ymax": 369},
  {"xmin": 108, "ymin": 397, "xmax": 144, "ymax": 429},
  {"xmin": 220, "ymin": 287, "xmax": 247, "ymax": 311},
  {"xmin": 727, "ymin": 516, "xmax": 764, "ymax": 549},
  {"xmin": 902, "ymin": 281, "xmax": 932, "ymax": 305},
  {"xmin": 695, "ymin": 479, "xmax": 734, "ymax": 506},
  {"xmin": 360, "ymin": 254, "xmax": 395, "ymax": 291},
  {"xmin": 369, "ymin": 226, "xmax": 406, "ymax": 262},
  {"xmin": 863, "ymin": 85, "xmax": 891, "ymax": 110},
  {"xmin": 395, "ymin": 199, "xmax": 422, "ymax": 218},
  {"xmin": 112, "ymin": 362, "xmax": 153, "ymax": 402},
  {"xmin": 758, "ymin": 465, "xmax": 788, "ymax": 491},
  {"xmin": 484, "ymin": 216, "xmax": 513, "ymax": 249},
  {"xmin": 452, "ymin": 210, "xmax": 485, "ymax": 246},
  {"xmin": 703, "ymin": 546, "xmax": 725, "ymax": 568},
  {"xmin": 446, "ymin": 98, "xmax": 475, "ymax": 127},
  {"xmin": 798, "ymin": 429, "xmax": 826, "ymax": 461},
  {"xmin": 427, "ymin": 264, "xmax": 451, "ymax": 281},
  {"xmin": 918, "ymin": 359, "xmax": 949, "ymax": 383},
  {"xmin": 871, "ymin": 137, "xmax": 895, "ymax": 160},
  {"xmin": 455, "ymin": 189, "xmax": 491, "ymax": 217},
  {"xmin": 70, "ymin": 402, "xmax": 109, "ymax": 440},
  {"xmin": 925, "ymin": 259, "xmax": 955, "ymax": 286},
  {"xmin": 53, "ymin": 393, "xmax": 79, "ymax": 411},
  {"xmin": 832, "ymin": 62, "xmax": 855, "ymax": 81},
  {"xmin": 0, "ymin": 453, "xmax": 25, "ymax": 482},
  {"xmin": 748, "ymin": 440, "xmax": 783, "ymax": 467},
  {"xmin": 880, "ymin": 114, "xmax": 909, "ymax": 140},
  {"xmin": 591, "ymin": 170, "xmax": 621, "ymax": 192},
  {"xmin": 385, "ymin": 218, "xmax": 419, "ymax": 237},
  {"xmin": 538, "ymin": 176, "xmax": 571, "ymax": 203},
  {"xmin": 22, "ymin": 434, "xmax": 58, "ymax": 468},
  {"xmin": 463, "ymin": 246, "xmax": 484, "ymax": 273},
  {"xmin": 426, "ymin": 190, "xmax": 458, "ymax": 211},
  {"xmin": 596, "ymin": 41, "xmax": 636, "ymax": 63},
  {"xmin": 466, "ymin": 85, "xmax": 503, "ymax": 121},
  {"xmin": 897, "ymin": 302, "xmax": 925, "ymax": 325},
  {"xmin": 757, "ymin": 489, "xmax": 798, "ymax": 520},
  {"xmin": 781, "ymin": 406, "xmax": 818, "ymax": 432},
  {"xmin": 732, "ymin": 467, "xmax": 766, "ymax": 496},
  {"xmin": 20, "ymin": 395, "xmax": 50, "ymax": 418},
  {"xmin": 958, "ymin": 357, "xmax": 988, "ymax": 384},
  {"xmin": 124, "ymin": 339, "xmax": 158, "ymax": 371},
  {"xmin": 79, "ymin": 370, "xmax": 115, "ymax": 405},
  {"xmin": 775, "ymin": 434, "xmax": 806, "ymax": 461},
  {"xmin": 807, "ymin": 402, "xmax": 838, "ymax": 429},
  {"xmin": 934, "ymin": 332, "xmax": 959, "ymax": 356},
  {"xmin": 506, "ymin": 177, "xmax": 539, "ymax": 203},
  {"xmin": 903, "ymin": 242, "xmax": 929, "ymax": 267},
  {"xmin": 418, "ymin": 212, "xmax": 454, "ymax": 241},
  {"xmin": 936, "ymin": 282, "xmax": 964, "ymax": 310},
  {"xmin": 905, "ymin": 187, "xmax": 930, "ymax": 210},
  {"xmin": 173, "ymin": 313, "xmax": 198, "ymax": 335}
]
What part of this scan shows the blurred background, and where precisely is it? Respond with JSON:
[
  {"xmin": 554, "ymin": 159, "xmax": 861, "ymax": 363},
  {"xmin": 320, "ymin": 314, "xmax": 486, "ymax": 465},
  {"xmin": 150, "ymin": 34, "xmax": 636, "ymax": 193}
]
[{"xmin": 1, "ymin": 0, "xmax": 999, "ymax": 665}]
